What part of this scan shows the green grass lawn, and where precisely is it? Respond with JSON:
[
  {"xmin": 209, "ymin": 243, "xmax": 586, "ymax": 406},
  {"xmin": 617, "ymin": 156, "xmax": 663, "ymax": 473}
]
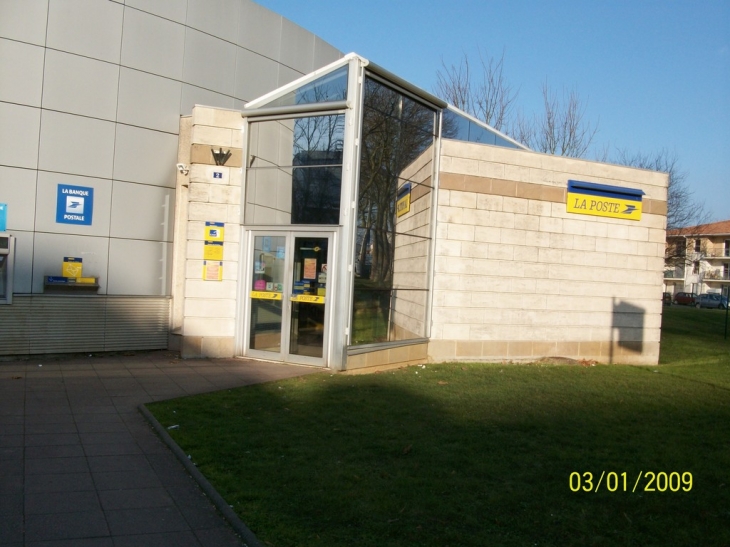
[{"xmin": 147, "ymin": 306, "xmax": 730, "ymax": 547}]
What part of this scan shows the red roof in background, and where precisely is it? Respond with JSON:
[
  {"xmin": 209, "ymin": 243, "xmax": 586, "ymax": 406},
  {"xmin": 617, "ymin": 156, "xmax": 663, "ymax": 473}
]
[{"xmin": 668, "ymin": 219, "xmax": 730, "ymax": 237}]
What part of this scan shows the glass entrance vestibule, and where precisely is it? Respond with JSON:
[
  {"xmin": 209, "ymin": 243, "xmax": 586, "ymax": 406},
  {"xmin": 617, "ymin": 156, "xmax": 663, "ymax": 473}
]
[
  {"xmin": 246, "ymin": 231, "xmax": 334, "ymax": 366},
  {"xmin": 236, "ymin": 54, "xmax": 523, "ymax": 369}
]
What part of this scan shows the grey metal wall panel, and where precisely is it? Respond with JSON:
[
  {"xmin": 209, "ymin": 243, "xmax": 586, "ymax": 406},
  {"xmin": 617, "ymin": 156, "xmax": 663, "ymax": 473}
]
[
  {"xmin": 0, "ymin": 0, "xmax": 49, "ymax": 46},
  {"xmin": 42, "ymin": 49, "xmax": 120, "ymax": 121},
  {"xmin": 0, "ymin": 103, "xmax": 41, "ymax": 170},
  {"xmin": 0, "ymin": 39, "xmax": 45, "ymax": 107},
  {"xmin": 104, "ymin": 297, "xmax": 170, "ymax": 350},
  {"xmin": 0, "ymin": 297, "xmax": 31, "ymax": 354},
  {"xmin": 34, "ymin": 171, "xmax": 113, "ymax": 238},
  {"xmin": 46, "ymin": 0, "xmax": 123, "ymax": 63},
  {"xmin": 31, "ymin": 233, "xmax": 110, "ymax": 295},
  {"xmin": 0, "ymin": 296, "xmax": 170, "ymax": 356},
  {"xmin": 28, "ymin": 296, "xmax": 106, "ymax": 353},
  {"xmin": 0, "ymin": 166, "xmax": 38, "ymax": 232},
  {"xmin": 38, "ymin": 111, "xmax": 116, "ymax": 179}
]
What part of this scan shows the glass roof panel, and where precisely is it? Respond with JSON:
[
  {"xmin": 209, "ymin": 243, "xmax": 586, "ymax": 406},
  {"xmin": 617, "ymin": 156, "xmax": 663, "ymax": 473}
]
[
  {"xmin": 265, "ymin": 65, "xmax": 348, "ymax": 108},
  {"xmin": 442, "ymin": 107, "xmax": 525, "ymax": 149}
]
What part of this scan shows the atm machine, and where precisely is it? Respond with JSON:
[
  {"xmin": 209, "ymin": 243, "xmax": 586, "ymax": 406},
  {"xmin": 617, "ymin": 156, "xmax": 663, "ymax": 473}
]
[{"xmin": 0, "ymin": 233, "xmax": 15, "ymax": 305}]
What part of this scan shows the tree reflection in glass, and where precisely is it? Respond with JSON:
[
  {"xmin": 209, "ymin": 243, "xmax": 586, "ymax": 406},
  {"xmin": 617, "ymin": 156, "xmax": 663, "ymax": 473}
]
[{"xmin": 352, "ymin": 77, "xmax": 436, "ymax": 344}]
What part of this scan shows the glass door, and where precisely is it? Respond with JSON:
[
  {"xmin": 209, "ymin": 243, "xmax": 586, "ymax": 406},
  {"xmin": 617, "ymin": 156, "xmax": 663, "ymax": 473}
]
[
  {"xmin": 246, "ymin": 232, "xmax": 333, "ymax": 366},
  {"xmin": 289, "ymin": 236, "xmax": 329, "ymax": 360},
  {"xmin": 248, "ymin": 234, "xmax": 287, "ymax": 354}
]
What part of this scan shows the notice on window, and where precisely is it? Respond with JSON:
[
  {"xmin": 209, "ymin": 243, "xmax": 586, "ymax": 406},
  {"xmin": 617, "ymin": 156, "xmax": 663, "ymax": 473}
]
[{"xmin": 303, "ymin": 258, "xmax": 317, "ymax": 280}]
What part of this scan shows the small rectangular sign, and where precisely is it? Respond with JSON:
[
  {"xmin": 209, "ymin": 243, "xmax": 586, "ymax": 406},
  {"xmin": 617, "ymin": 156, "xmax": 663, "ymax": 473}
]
[
  {"xmin": 56, "ymin": 184, "xmax": 94, "ymax": 225},
  {"xmin": 204, "ymin": 221, "xmax": 225, "ymax": 242},
  {"xmin": 566, "ymin": 180, "xmax": 644, "ymax": 221},
  {"xmin": 396, "ymin": 183, "xmax": 411, "ymax": 217},
  {"xmin": 62, "ymin": 257, "xmax": 83, "ymax": 278},
  {"xmin": 46, "ymin": 276, "xmax": 71, "ymax": 284},
  {"xmin": 250, "ymin": 290, "xmax": 282, "ymax": 300},
  {"xmin": 303, "ymin": 258, "xmax": 317, "ymax": 280},
  {"xmin": 204, "ymin": 241, "xmax": 224, "ymax": 260},
  {"xmin": 203, "ymin": 260, "xmax": 223, "ymax": 281},
  {"xmin": 291, "ymin": 294, "xmax": 325, "ymax": 304},
  {"xmin": 0, "ymin": 203, "xmax": 6, "ymax": 231}
]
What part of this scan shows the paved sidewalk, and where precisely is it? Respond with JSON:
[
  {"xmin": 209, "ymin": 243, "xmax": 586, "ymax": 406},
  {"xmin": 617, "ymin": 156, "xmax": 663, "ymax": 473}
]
[{"xmin": 0, "ymin": 350, "xmax": 320, "ymax": 547}]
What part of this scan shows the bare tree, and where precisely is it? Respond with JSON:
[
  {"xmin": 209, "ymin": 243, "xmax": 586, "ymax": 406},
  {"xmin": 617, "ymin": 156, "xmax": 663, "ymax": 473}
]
[
  {"xmin": 613, "ymin": 148, "xmax": 710, "ymax": 268},
  {"xmin": 613, "ymin": 148, "xmax": 708, "ymax": 231},
  {"xmin": 435, "ymin": 49, "xmax": 517, "ymax": 132},
  {"xmin": 513, "ymin": 82, "xmax": 599, "ymax": 158},
  {"xmin": 436, "ymin": 51, "xmax": 599, "ymax": 158}
]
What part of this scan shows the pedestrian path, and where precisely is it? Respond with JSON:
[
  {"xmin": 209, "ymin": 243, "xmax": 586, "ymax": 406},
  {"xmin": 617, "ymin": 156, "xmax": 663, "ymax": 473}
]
[{"xmin": 0, "ymin": 350, "xmax": 320, "ymax": 546}]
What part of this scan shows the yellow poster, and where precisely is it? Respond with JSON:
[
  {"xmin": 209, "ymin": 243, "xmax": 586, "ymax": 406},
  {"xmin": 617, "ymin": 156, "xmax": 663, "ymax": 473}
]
[
  {"xmin": 203, "ymin": 261, "xmax": 223, "ymax": 281},
  {"xmin": 204, "ymin": 241, "xmax": 224, "ymax": 260}
]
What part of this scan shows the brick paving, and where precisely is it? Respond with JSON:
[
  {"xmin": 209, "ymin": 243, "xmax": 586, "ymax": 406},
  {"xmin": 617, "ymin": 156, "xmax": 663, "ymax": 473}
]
[{"xmin": 0, "ymin": 350, "xmax": 320, "ymax": 546}]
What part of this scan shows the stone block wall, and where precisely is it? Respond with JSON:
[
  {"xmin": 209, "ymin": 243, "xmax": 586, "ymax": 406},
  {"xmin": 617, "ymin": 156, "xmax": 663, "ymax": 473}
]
[
  {"xmin": 429, "ymin": 139, "xmax": 668, "ymax": 365},
  {"xmin": 176, "ymin": 106, "xmax": 244, "ymax": 358}
]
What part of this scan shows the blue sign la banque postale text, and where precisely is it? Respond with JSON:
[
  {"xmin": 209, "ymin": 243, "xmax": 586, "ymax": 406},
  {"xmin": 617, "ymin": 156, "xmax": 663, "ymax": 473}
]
[{"xmin": 56, "ymin": 184, "xmax": 94, "ymax": 226}]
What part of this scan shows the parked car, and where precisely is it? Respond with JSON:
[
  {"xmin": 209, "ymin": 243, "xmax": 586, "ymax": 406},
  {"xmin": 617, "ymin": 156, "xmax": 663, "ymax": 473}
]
[
  {"xmin": 662, "ymin": 292, "xmax": 672, "ymax": 306},
  {"xmin": 695, "ymin": 293, "xmax": 728, "ymax": 309},
  {"xmin": 673, "ymin": 292, "xmax": 697, "ymax": 306}
]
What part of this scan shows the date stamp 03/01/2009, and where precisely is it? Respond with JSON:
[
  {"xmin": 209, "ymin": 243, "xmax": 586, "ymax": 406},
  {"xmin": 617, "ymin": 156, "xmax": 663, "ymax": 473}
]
[{"xmin": 569, "ymin": 471, "xmax": 693, "ymax": 493}]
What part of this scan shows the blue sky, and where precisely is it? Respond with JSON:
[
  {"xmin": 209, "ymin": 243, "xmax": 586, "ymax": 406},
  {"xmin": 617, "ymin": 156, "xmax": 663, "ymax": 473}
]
[{"xmin": 257, "ymin": 0, "xmax": 729, "ymax": 222}]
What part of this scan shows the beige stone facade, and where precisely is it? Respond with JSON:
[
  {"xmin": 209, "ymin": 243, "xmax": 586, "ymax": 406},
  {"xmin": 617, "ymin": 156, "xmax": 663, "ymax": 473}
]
[
  {"xmin": 173, "ymin": 107, "xmax": 244, "ymax": 358},
  {"xmin": 428, "ymin": 140, "xmax": 668, "ymax": 365},
  {"xmin": 173, "ymin": 104, "xmax": 668, "ymax": 368}
]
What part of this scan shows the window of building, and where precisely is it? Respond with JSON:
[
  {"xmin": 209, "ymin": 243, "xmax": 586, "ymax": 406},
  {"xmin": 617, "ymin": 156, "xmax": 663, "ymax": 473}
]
[
  {"xmin": 694, "ymin": 238, "xmax": 701, "ymax": 252},
  {"xmin": 245, "ymin": 114, "xmax": 344, "ymax": 225},
  {"xmin": 693, "ymin": 261, "xmax": 700, "ymax": 274},
  {"xmin": 351, "ymin": 76, "xmax": 437, "ymax": 345},
  {"xmin": 724, "ymin": 240, "xmax": 729, "ymax": 257}
]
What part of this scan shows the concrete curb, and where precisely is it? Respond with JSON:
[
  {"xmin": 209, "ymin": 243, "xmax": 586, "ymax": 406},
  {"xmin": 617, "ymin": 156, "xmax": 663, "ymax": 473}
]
[{"xmin": 138, "ymin": 404, "xmax": 263, "ymax": 547}]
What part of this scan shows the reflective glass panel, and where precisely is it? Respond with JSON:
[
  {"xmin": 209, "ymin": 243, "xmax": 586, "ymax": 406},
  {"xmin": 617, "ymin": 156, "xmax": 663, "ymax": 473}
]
[
  {"xmin": 249, "ymin": 235, "xmax": 286, "ymax": 352},
  {"xmin": 442, "ymin": 108, "xmax": 522, "ymax": 149},
  {"xmin": 352, "ymin": 77, "xmax": 437, "ymax": 345},
  {"xmin": 292, "ymin": 167, "xmax": 342, "ymax": 224},
  {"xmin": 246, "ymin": 114, "xmax": 344, "ymax": 225},
  {"xmin": 266, "ymin": 66, "xmax": 348, "ymax": 108},
  {"xmin": 289, "ymin": 236, "xmax": 329, "ymax": 358}
]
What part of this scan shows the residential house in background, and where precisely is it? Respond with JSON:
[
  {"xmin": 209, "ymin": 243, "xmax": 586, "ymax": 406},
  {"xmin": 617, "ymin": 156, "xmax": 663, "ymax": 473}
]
[{"xmin": 664, "ymin": 220, "xmax": 730, "ymax": 298}]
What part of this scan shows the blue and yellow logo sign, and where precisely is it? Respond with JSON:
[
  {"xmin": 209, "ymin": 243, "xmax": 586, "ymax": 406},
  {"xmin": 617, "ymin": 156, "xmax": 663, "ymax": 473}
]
[
  {"xmin": 566, "ymin": 180, "xmax": 644, "ymax": 221},
  {"xmin": 204, "ymin": 221, "xmax": 224, "ymax": 241},
  {"xmin": 396, "ymin": 183, "xmax": 411, "ymax": 218}
]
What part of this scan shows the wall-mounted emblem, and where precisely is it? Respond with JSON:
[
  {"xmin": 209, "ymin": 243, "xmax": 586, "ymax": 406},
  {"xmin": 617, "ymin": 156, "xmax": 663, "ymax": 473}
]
[
  {"xmin": 211, "ymin": 147, "xmax": 232, "ymax": 166},
  {"xmin": 56, "ymin": 184, "xmax": 94, "ymax": 226},
  {"xmin": 566, "ymin": 180, "xmax": 644, "ymax": 221}
]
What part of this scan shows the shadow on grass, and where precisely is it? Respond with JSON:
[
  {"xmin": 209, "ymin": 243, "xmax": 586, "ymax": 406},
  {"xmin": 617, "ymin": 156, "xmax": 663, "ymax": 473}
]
[{"xmin": 149, "ymin": 364, "xmax": 730, "ymax": 547}]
